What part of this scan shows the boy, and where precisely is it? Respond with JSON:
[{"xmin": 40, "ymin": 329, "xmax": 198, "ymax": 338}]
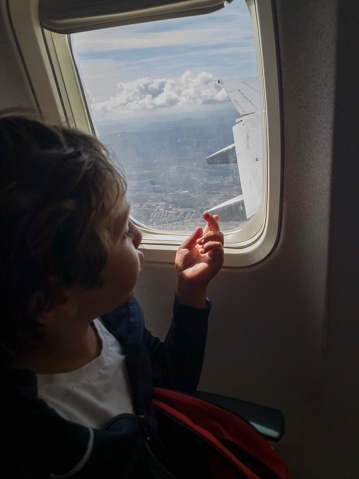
[{"xmin": 0, "ymin": 115, "xmax": 224, "ymax": 478}]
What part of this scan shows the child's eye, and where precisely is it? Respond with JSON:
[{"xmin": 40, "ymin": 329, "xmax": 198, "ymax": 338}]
[{"xmin": 123, "ymin": 222, "xmax": 131, "ymax": 239}]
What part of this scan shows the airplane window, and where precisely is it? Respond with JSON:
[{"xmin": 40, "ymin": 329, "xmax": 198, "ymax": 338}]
[{"xmin": 71, "ymin": 0, "xmax": 263, "ymax": 235}]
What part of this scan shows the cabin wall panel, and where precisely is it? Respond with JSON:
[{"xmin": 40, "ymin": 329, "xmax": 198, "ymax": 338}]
[
  {"xmin": 0, "ymin": 2, "xmax": 37, "ymax": 112},
  {"xmin": 282, "ymin": 0, "xmax": 359, "ymax": 476}
]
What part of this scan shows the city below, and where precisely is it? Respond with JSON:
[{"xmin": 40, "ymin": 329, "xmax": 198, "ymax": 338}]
[{"xmin": 98, "ymin": 110, "xmax": 247, "ymax": 233}]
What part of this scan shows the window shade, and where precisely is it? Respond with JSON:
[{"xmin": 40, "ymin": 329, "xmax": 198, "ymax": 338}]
[{"xmin": 39, "ymin": 0, "xmax": 228, "ymax": 34}]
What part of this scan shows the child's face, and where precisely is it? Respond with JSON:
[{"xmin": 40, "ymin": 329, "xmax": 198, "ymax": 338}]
[
  {"xmin": 74, "ymin": 197, "xmax": 144, "ymax": 319},
  {"xmin": 98, "ymin": 197, "xmax": 144, "ymax": 311}
]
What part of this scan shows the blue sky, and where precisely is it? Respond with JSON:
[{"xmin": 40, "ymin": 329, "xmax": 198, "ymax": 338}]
[{"xmin": 71, "ymin": 0, "xmax": 257, "ymax": 122}]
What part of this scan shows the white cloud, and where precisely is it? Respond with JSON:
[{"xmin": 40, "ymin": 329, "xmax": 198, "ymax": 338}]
[{"xmin": 91, "ymin": 71, "xmax": 228, "ymax": 116}]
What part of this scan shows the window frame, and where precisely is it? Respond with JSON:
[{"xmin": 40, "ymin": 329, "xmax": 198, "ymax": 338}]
[{"xmin": 9, "ymin": 0, "xmax": 281, "ymax": 267}]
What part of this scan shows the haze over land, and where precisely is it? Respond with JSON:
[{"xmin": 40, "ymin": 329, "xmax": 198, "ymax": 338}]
[{"xmin": 98, "ymin": 109, "xmax": 244, "ymax": 232}]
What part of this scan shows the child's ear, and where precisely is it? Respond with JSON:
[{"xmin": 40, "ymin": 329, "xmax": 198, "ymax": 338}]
[{"xmin": 31, "ymin": 287, "xmax": 78, "ymax": 326}]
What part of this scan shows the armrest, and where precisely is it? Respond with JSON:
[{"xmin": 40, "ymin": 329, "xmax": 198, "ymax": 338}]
[{"xmin": 194, "ymin": 390, "xmax": 285, "ymax": 442}]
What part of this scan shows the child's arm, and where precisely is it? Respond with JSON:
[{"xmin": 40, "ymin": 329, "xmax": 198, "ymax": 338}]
[
  {"xmin": 144, "ymin": 213, "xmax": 223, "ymax": 391},
  {"xmin": 175, "ymin": 211, "xmax": 224, "ymax": 309}
]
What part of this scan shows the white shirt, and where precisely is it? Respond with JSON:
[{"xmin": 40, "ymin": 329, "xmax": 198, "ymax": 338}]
[{"xmin": 37, "ymin": 319, "xmax": 134, "ymax": 429}]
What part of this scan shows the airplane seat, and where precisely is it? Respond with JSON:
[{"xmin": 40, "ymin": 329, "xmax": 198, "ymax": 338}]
[{"xmin": 193, "ymin": 390, "xmax": 285, "ymax": 442}]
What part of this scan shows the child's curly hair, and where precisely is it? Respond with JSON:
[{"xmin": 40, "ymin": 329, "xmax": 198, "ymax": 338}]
[{"xmin": 0, "ymin": 114, "xmax": 127, "ymax": 363}]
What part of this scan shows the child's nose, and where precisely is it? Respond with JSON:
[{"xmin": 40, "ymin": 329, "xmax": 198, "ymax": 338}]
[{"xmin": 131, "ymin": 222, "xmax": 142, "ymax": 248}]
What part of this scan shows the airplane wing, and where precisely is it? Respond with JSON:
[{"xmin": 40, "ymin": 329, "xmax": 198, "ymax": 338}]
[
  {"xmin": 208, "ymin": 77, "xmax": 262, "ymax": 220},
  {"xmin": 206, "ymin": 143, "xmax": 236, "ymax": 165},
  {"xmin": 218, "ymin": 77, "xmax": 259, "ymax": 115}
]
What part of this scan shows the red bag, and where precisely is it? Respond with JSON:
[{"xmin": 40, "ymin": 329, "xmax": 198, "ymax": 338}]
[{"xmin": 153, "ymin": 387, "xmax": 289, "ymax": 479}]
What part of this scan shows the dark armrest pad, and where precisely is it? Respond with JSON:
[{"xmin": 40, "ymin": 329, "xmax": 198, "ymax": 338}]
[{"xmin": 194, "ymin": 390, "xmax": 285, "ymax": 441}]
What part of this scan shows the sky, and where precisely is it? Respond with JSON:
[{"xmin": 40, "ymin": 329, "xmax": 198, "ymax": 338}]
[{"xmin": 71, "ymin": 0, "xmax": 257, "ymax": 123}]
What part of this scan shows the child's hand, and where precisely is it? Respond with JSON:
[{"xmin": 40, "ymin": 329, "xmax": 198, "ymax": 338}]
[{"xmin": 175, "ymin": 212, "xmax": 224, "ymax": 309}]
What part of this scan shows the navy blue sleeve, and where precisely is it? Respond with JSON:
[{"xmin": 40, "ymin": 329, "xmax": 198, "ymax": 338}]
[
  {"xmin": 143, "ymin": 295, "xmax": 210, "ymax": 393},
  {"xmin": 102, "ymin": 296, "xmax": 210, "ymax": 394}
]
